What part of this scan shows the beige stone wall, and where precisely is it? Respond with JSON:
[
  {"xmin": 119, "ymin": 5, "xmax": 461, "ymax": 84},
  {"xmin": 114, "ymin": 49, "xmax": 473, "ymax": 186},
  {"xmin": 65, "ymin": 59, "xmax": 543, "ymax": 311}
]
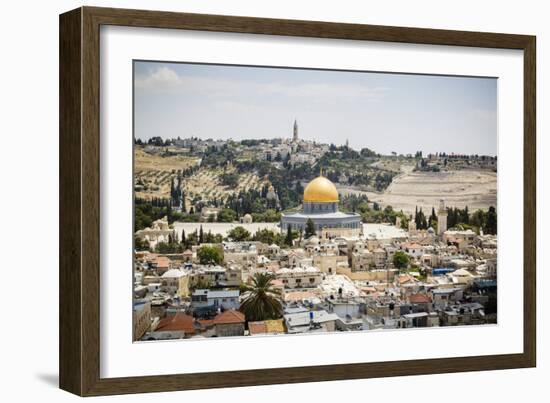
[
  {"xmin": 336, "ymin": 266, "xmax": 396, "ymax": 282},
  {"xmin": 320, "ymin": 227, "xmax": 361, "ymax": 239},
  {"xmin": 313, "ymin": 255, "xmax": 348, "ymax": 274},
  {"xmin": 224, "ymin": 251, "xmax": 257, "ymax": 269},
  {"xmin": 133, "ymin": 303, "xmax": 151, "ymax": 341},
  {"xmin": 215, "ymin": 323, "xmax": 245, "ymax": 337},
  {"xmin": 178, "ymin": 276, "xmax": 190, "ymax": 298}
]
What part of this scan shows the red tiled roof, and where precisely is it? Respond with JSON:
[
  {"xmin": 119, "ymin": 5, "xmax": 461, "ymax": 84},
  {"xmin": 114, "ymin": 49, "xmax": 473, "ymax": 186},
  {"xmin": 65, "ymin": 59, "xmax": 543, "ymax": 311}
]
[
  {"xmin": 156, "ymin": 313, "xmax": 195, "ymax": 333},
  {"xmin": 155, "ymin": 256, "xmax": 171, "ymax": 268},
  {"xmin": 146, "ymin": 253, "xmax": 159, "ymax": 262},
  {"xmin": 248, "ymin": 320, "xmax": 285, "ymax": 335},
  {"xmin": 409, "ymin": 293, "xmax": 432, "ymax": 304},
  {"xmin": 213, "ymin": 310, "xmax": 245, "ymax": 325},
  {"xmin": 284, "ymin": 290, "xmax": 318, "ymax": 302},
  {"xmin": 248, "ymin": 321, "xmax": 268, "ymax": 335},
  {"xmin": 398, "ymin": 274, "xmax": 417, "ymax": 284}
]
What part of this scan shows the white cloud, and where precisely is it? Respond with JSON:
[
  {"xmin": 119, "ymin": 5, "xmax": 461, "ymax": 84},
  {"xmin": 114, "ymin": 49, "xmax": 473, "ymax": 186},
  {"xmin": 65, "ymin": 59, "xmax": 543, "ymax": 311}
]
[
  {"xmin": 135, "ymin": 66, "xmax": 182, "ymax": 88},
  {"xmin": 135, "ymin": 65, "xmax": 388, "ymax": 102}
]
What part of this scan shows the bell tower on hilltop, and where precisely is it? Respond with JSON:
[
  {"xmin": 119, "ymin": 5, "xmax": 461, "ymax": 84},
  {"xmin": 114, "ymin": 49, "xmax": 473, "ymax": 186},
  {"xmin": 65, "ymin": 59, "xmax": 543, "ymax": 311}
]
[{"xmin": 293, "ymin": 119, "xmax": 298, "ymax": 142}]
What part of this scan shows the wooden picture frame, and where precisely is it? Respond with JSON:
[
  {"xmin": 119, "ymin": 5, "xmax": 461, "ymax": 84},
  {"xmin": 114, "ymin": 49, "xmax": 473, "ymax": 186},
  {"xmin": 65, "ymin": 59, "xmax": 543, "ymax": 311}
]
[{"xmin": 59, "ymin": 6, "xmax": 536, "ymax": 396}]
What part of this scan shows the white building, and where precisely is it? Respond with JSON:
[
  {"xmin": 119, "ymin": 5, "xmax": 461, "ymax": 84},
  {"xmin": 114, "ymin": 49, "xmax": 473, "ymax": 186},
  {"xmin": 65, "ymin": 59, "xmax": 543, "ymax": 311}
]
[
  {"xmin": 284, "ymin": 309, "xmax": 339, "ymax": 333},
  {"xmin": 190, "ymin": 289, "xmax": 240, "ymax": 311},
  {"xmin": 276, "ymin": 267, "xmax": 323, "ymax": 289}
]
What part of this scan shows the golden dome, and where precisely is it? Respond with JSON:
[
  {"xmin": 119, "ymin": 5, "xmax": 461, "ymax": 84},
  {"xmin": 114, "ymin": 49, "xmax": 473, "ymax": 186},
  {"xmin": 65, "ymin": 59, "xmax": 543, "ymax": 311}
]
[{"xmin": 303, "ymin": 175, "xmax": 339, "ymax": 202}]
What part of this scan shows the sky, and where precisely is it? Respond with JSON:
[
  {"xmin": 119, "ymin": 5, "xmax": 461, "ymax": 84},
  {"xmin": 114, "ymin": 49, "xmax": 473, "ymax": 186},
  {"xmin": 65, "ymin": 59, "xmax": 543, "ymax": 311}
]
[{"xmin": 134, "ymin": 61, "xmax": 497, "ymax": 156}]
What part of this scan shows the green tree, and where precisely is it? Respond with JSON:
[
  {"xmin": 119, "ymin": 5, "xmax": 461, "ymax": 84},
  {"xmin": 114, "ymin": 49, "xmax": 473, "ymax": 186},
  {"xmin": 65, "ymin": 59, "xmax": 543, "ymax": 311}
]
[
  {"xmin": 239, "ymin": 273, "xmax": 283, "ymax": 322},
  {"xmin": 134, "ymin": 237, "xmax": 150, "ymax": 251},
  {"xmin": 197, "ymin": 246, "xmax": 223, "ymax": 265},
  {"xmin": 485, "ymin": 206, "xmax": 497, "ymax": 234},
  {"xmin": 252, "ymin": 229, "xmax": 283, "ymax": 246},
  {"xmin": 285, "ymin": 226, "xmax": 294, "ymax": 246},
  {"xmin": 217, "ymin": 208, "xmax": 237, "ymax": 223},
  {"xmin": 156, "ymin": 241, "xmax": 183, "ymax": 254},
  {"xmin": 199, "ymin": 225, "xmax": 204, "ymax": 244},
  {"xmin": 471, "ymin": 209, "xmax": 485, "ymax": 229},
  {"xmin": 393, "ymin": 250, "xmax": 410, "ymax": 270},
  {"xmin": 220, "ymin": 172, "xmax": 239, "ymax": 187},
  {"xmin": 180, "ymin": 229, "xmax": 186, "ymax": 246},
  {"xmin": 304, "ymin": 218, "xmax": 316, "ymax": 238},
  {"xmin": 415, "ymin": 207, "xmax": 428, "ymax": 230},
  {"xmin": 461, "ymin": 205, "xmax": 470, "ymax": 224},
  {"xmin": 227, "ymin": 226, "xmax": 251, "ymax": 242},
  {"xmin": 429, "ymin": 207, "xmax": 438, "ymax": 229}
]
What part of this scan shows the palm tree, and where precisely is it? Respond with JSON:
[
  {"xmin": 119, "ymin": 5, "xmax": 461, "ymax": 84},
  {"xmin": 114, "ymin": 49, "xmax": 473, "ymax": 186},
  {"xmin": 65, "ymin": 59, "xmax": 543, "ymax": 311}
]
[{"xmin": 239, "ymin": 273, "xmax": 283, "ymax": 322}]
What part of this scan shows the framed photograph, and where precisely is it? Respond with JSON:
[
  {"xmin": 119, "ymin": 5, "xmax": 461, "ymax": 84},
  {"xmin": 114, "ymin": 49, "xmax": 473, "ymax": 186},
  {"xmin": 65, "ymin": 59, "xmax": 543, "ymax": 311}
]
[{"xmin": 59, "ymin": 6, "xmax": 536, "ymax": 396}]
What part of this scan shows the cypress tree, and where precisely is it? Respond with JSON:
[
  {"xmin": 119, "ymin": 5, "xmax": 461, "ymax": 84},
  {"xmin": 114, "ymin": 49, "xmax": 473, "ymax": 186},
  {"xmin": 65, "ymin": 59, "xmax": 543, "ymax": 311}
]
[
  {"xmin": 305, "ymin": 218, "xmax": 316, "ymax": 239},
  {"xmin": 486, "ymin": 206, "xmax": 497, "ymax": 234},
  {"xmin": 285, "ymin": 226, "xmax": 293, "ymax": 246},
  {"xmin": 180, "ymin": 230, "xmax": 186, "ymax": 245}
]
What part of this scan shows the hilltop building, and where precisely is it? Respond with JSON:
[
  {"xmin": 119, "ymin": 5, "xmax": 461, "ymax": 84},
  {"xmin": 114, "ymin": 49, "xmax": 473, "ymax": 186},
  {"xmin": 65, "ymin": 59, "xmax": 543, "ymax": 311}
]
[
  {"xmin": 293, "ymin": 119, "xmax": 299, "ymax": 142},
  {"xmin": 280, "ymin": 174, "xmax": 362, "ymax": 237},
  {"xmin": 135, "ymin": 216, "xmax": 175, "ymax": 249}
]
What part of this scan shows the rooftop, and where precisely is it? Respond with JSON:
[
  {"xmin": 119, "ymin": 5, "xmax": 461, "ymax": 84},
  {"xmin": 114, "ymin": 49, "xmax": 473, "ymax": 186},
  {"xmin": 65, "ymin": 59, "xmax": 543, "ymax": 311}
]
[
  {"xmin": 161, "ymin": 268, "xmax": 187, "ymax": 278},
  {"xmin": 248, "ymin": 319, "xmax": 286, "ymax": 335},
  {"xmin": 362, "ymin": 224, "xmax": 408, "ymax": 240},
  {"xmin": 193, "ymin": 289, "xmax": 239, "ymax": 298},
  {"xmin": 285, "ymin": 310, "xmax": 339, "ymax": 327},
  {"xmin": 213, "ymin": 310, "xmax": 245, "ymax": 325},
  {"xmin": 156, "ymin": 313, "xmax": 195, "ymax": 333},
  {"xmin": 409, "ymin": 293, "xmax": 432, "ymax": 304}
]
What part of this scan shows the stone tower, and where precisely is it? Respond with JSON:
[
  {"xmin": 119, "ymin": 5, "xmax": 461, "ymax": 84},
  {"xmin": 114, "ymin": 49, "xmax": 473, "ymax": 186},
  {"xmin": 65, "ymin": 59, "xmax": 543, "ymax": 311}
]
[
  {"xmin": 408, "ymin": 215, "xmax": 417, "ymax": 232},
  {"xmin": 293, "ymin": 119, "xmax": 298, "ymax": 142},
  {"xmin": 437, "ymin": 199, "xmax": 448, "ymax": 237}
]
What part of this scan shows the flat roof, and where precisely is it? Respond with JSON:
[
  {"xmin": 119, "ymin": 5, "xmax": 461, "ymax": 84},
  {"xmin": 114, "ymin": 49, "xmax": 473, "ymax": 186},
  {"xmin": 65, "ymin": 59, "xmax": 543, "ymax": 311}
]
[
  {"xmin": 362, "ymin": 224, "xmax": 408, "ymax": 240},
  {"xmin": 192, "ymin": 289, "xmax": 239, "ymax": 298}
]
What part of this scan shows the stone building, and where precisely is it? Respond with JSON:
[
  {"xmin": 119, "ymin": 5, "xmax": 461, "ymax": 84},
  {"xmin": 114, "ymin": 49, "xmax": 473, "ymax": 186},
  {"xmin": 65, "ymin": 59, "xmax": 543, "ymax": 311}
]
[
  {"xmin": 160, "ymin": 268, "xmax": 190, "ymax": 298},
  {"xmin": 275, "ymin": 266, "xmax": 323, "ymax": 289},
  {"xmin": 213, "ymin": 310, "xmax": 246, "ymax": 337},
  {"xmin": 135, "ymin": 216, "xmax": 175, "ymax": 249}
]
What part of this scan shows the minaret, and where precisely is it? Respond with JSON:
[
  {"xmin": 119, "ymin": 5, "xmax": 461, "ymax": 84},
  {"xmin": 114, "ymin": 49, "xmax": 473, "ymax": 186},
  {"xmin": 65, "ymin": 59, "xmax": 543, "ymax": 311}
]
[
  {"xmin": 408, "ymin": 215, "xmax": 417, "ymax": 232},
  {"xmin": 293, "ymin": 119, "xmax": 298, "ymax": 142},
  {"xmin": 437, "ymin": 199, "xmax": 448, "ymax": 237}
]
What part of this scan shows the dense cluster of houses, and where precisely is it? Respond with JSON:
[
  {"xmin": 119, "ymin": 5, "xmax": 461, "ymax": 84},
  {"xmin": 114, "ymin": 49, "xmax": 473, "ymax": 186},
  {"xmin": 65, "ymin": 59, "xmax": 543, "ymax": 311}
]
[{"xmin": 133, "ymin": 221, "xmax": 497, "ymax": 341}]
